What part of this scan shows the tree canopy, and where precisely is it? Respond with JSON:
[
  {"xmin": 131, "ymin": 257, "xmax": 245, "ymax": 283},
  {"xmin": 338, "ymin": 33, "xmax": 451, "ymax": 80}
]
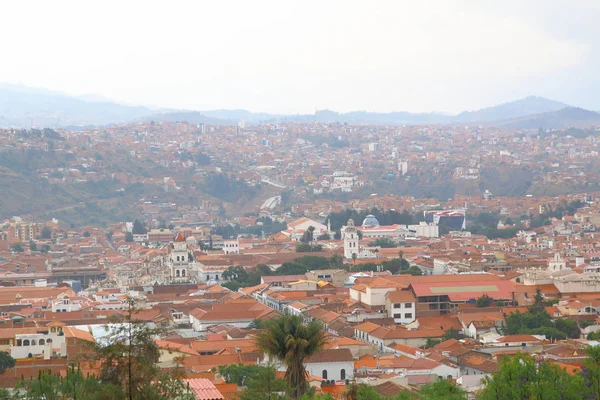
[{"xmin": 256, "ymin": 315, "xmax": 328, "ymax": 399}]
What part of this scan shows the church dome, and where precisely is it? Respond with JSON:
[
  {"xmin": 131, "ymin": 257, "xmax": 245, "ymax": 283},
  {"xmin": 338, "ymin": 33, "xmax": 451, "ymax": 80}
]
[{"xmin": 362, "ymin": 215, "xmax": 380, "ymax": 228}]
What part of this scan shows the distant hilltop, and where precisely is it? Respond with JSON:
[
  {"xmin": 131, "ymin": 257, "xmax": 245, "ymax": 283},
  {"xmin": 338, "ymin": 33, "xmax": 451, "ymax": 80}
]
[{"xmin": 0, "ymin": 83, "xmax": 599, "ymax": 129}]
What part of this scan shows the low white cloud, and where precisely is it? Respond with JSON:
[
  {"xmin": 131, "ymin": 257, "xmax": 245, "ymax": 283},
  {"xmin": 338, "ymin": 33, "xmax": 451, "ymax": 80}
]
[{"xmin": 0, "ymin": 0, "xmax": 593, "ymax": 113}]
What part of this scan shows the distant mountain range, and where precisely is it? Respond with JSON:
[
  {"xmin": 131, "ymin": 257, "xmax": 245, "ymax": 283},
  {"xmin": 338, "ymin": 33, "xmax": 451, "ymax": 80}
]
[{"xmin": 1, "ymin": 83, "xmax": 599, "ymax": 129}]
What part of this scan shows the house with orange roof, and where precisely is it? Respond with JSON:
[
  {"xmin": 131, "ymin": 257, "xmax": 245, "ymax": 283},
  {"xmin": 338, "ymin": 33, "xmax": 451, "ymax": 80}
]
[
  {"xmin": 490, "ymin": 334, "xmax": 545, "ymax": 347},
  {"xmin": 304, "ymin": 348, "xmax": 354, "ymax": 382},
  {"xmin": 459, "ymin": 356, "xmax": 498, "ymax": 375},
  {"xmin": 457, "ymin": 311, "xmax": 505, "ymax": 339},
  {"xmin": 325, "ymin": 336, "xmax": 376, "ymax": 358},
  {"xmin": 189, "ymin": 300, "xmax": 277, "ymax": 332},
  {"xmin": 10, "ymin": 322, "xmax": 93, "ymax": 360},
  {"xmin": 182, "ymin": 378, "xmax": 225, "ymax": 400},
  {"xmin": 155, "ymin": 339, "xmax": 200, "ymax": 368},
  {"xmin": 391, "ymin": 343, "xmax": 427, "ymax": 359},
  {"xmin": 349, "ymin": 277, "xmax": 407, "ymax": 309},
  {"xmin": 385, "ymin": 290, "xmax": 416, "ymax": 324}
]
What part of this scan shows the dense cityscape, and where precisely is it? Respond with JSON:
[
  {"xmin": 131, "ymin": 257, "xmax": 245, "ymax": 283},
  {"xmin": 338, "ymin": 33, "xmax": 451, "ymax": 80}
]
[
  {"xmin": 2, "ymin": 1, "xmax": 600, "ymax": 399},
  {"xmin": 1, "ymin": 117, "xmax": 600, "ymax": 398}
]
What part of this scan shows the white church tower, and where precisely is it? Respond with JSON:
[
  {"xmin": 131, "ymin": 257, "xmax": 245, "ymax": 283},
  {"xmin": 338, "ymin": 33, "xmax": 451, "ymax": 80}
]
[
  {"xmin": 343, "ymin": 219, "xmax": 359, "ymax": 259},
  {"xmin": 169, "ymin": 232, "xmax": 191, "ymax": 282},
  {"xmin": 548, "ymin": 252, "xmax": 567, "ymax": 273}
]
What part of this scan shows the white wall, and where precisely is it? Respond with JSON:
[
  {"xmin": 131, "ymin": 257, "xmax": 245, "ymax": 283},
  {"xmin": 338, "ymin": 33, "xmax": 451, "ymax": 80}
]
[
  {"xmin": 388, "ymin": 301, "xmax": 416, "ymax": 324},
  {"xmin": 366, "ymin": 287, "xmax": 395, "ymax": 306},
  {"xmin": 11, "ymin": 333, "xmax": 65, "ymax": 359},
  {"xmin": 305, "ymin": 361, "xmax": 354, "ymax": 381},
  {"xmin": 190, "ymin": 316, "xmax": 252, "ymax": 332}
]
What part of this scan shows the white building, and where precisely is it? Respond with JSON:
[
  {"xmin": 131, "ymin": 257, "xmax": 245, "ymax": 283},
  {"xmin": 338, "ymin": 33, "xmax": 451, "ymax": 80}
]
[
  {"xmin": 223, "ymin": 239, "xmax": 239, "ymax": 254},
  {"xmin": 386, "ymin": 290, "xmax": 416, "ymax": 324},
  {"xmin": 548, "ymin": 252, "xmax": 568, "ymax": 272},
  {"xmin": 11, "ymin": 322, "xmax": 67, "ymax": 360},
  {"xmin": 342, "ymin": 219, "xmax": 359, "ymax": 259},
  {"xmin": 168, "ymin": 232, "xmax": 193, "ymax": 282},
  {"xmin": 304, "ymin": 349, "xmax": 354, "ymax": 382}
]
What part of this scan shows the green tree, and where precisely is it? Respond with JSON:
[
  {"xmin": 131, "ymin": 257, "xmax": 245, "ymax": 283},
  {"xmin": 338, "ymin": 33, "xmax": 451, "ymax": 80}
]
[
  {"xmin": 368, "ymin": 238, "xmax": 396, "ymax": 248},
  {"xmin": 256, "ymin": 315, "xmax": 328, "ymax": 399},
  {"xmin": 41, "ymin": 226, "xmax": 52, "ymax": 239},
  {"xmin": 588, "ymin": 331, "xmax": 600, "ymax": 340},
  {"xmin": 423, "ymin": 338, "xmax": 441, "ymax": 349},
  {"xmin": 418, "ymin": 379, "xmax": 467, "ymax": 400},
  {"xmin": 329, "ymin": 253, "xmax": 344, "ymax": 269},
  {"xmin": 132, "ymin": 219, "xmax": 147, "ymax": 235},
  {"xmin": 582, "ymin": 345, "xmax": 600, "ymax": 398},
  {"xmin": 301, "ymin": 226, "xmax": 315, "ymax": 243},
  {"xmin": 277, "ymin": 262, "xmax": 309, "ymax": 275},
  {"xmin": 239, "ymin": 365, "xmax": 289, "ymax": 400},
  {"xmin": 294, "ymin": 255, "xmax": 331, "ymax": 270},
  {"xmin": 296, "ymin": 243, "xmax": 323, "ymax": 252},
  {"xmin": 442, "ymin": 328, "xmax": 465, "ymax": 341},
  {"xmin": 90, "ymin": 297, "xmax": 179, "ymax": 400},
  {"xmin": 83, "ymin": 231, "xmax": 91, "ymax": 237},
  {"xmin": 126, "ymin": 231, "xmax": 134, "ymax": 242},
  {"xmin": 479, "ymin": 353, "xmax": 585, "ymax": 400},
  {"xmin": 407, "ymin": 265, "xmax": 423, "ymax": 276},
  {"xmin": 0, "ymin": 351, "xmax": 15, "ymax": 374},
  {"xmin": 15, "ymin": 371, "xmax": 61, "ymax": 400},
  {"xmin": 476, "ymin": 294, "xmax": 493, "ymax": 308},
  {"xmin": 29, "ymin": 240, "xmax": 37, "ymax": 251},
  {"xmin": 248, "ymin": 319, "xmax": 269, "ymax": 330},
  {"xmin": 11, "ymin": 243, "xmax": 24, "ymax": 252}
]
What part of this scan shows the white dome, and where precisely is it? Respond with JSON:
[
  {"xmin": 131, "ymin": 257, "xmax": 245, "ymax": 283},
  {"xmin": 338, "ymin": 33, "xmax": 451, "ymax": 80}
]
[{"xmin": 362, "ymin": 215, "xmax": 380, "ymax": 228}]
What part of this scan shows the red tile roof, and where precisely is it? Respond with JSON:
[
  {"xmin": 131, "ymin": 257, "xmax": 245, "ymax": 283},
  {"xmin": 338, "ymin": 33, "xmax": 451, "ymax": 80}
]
[{"xmin": 182, "ymin": 378, "xmax": 224, "ymax": 400}]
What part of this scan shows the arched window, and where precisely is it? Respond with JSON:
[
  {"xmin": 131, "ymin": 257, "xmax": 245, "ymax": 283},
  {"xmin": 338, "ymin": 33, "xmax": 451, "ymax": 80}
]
[
  {"xmin": 46, "ymin": 339, "xmax": 52, "ymax": 344},
  {"xmin": 322, "ymin": 370, "xmax": 328, "ymax": 379},
  {"xmin": 176, "ymin": 270, "xmax": 180, "ymax": 277},
  {"xmin": 23, "ymin": 340, "xmax": 30, "ymax": 346},
  {"xmin": 340, "ymin": 369, "xmax": 346, "ymax": 381},
  {"xmin": 39, "ymin": 339, "xmax": 45, "ymax": 345},
  {"xmin": 516, "ymin": 277, "xmax": 521, "ymax": 283},
  {"xmin": 31, "ymin": 340, "xmax": 36, "ymax": 346},
  {"xmin": 181, "ymin": 269, "xmax": 186, "ymax": 277}
]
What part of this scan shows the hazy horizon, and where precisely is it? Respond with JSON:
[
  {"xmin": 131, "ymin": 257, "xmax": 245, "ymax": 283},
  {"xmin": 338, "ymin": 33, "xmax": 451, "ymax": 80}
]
[{"xmin": 1, "ymin": 0, "xmax": 598, "ymax": 114}]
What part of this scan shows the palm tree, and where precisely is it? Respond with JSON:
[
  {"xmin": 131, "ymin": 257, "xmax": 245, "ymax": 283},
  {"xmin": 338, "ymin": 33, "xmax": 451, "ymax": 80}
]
[
  {"xmin": 255, "ymin": 315, "xmax": 327, "ymax": 398},
  {"xmin": 307, "ymin": 226, "xmax": 315, "ymax": 243}
]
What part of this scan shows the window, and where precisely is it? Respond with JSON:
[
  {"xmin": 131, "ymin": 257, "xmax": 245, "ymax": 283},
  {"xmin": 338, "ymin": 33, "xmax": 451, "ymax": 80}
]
[
  {"xmin": 176, "ymin": 270, "xmax": 180, "ymax": 277},
  {"xmin": 341, "ymin": 369, "xmax": 346, "ymax": 381},
  {"xmin": 39, "ymin": 339, "xmax": 45, "ymax": 345},
  {"xmin": 182, "ymin": 269, "xmax": 186, "ymax": 277},
  {"xmin": 322, "ymin": 370, "xmax": 328, "ymax": 379},
  {"xmin": 23, "ymin": 340, "xmax": 30, "ymax": 346},
  {"xmin": 404, "ymin": 313, "xmax": 413, "ymax": 319},
  {"xmin": 393, "ymin": 313, "xmax": 402, "ymax": 319},
  {"xmin": 404, "ymin": 303, "xmax": 413, "ymax": 308},
  {"xmin": 394, "ymin": 303, "xmax": 401, "ymax": 309},
  {"xmin": 31, "ymin": 340, "xmax": 36, "ymax": 345},
  {"xmin": 46, "ymin": 339, "xmax": 52, "ymax": 344}
]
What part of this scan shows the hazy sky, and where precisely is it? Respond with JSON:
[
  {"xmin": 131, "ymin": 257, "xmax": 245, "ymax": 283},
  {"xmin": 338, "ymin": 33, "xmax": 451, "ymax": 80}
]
[{"xmin": 1, "ymin": 0, "xmax": 598, "ymax": 114}]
